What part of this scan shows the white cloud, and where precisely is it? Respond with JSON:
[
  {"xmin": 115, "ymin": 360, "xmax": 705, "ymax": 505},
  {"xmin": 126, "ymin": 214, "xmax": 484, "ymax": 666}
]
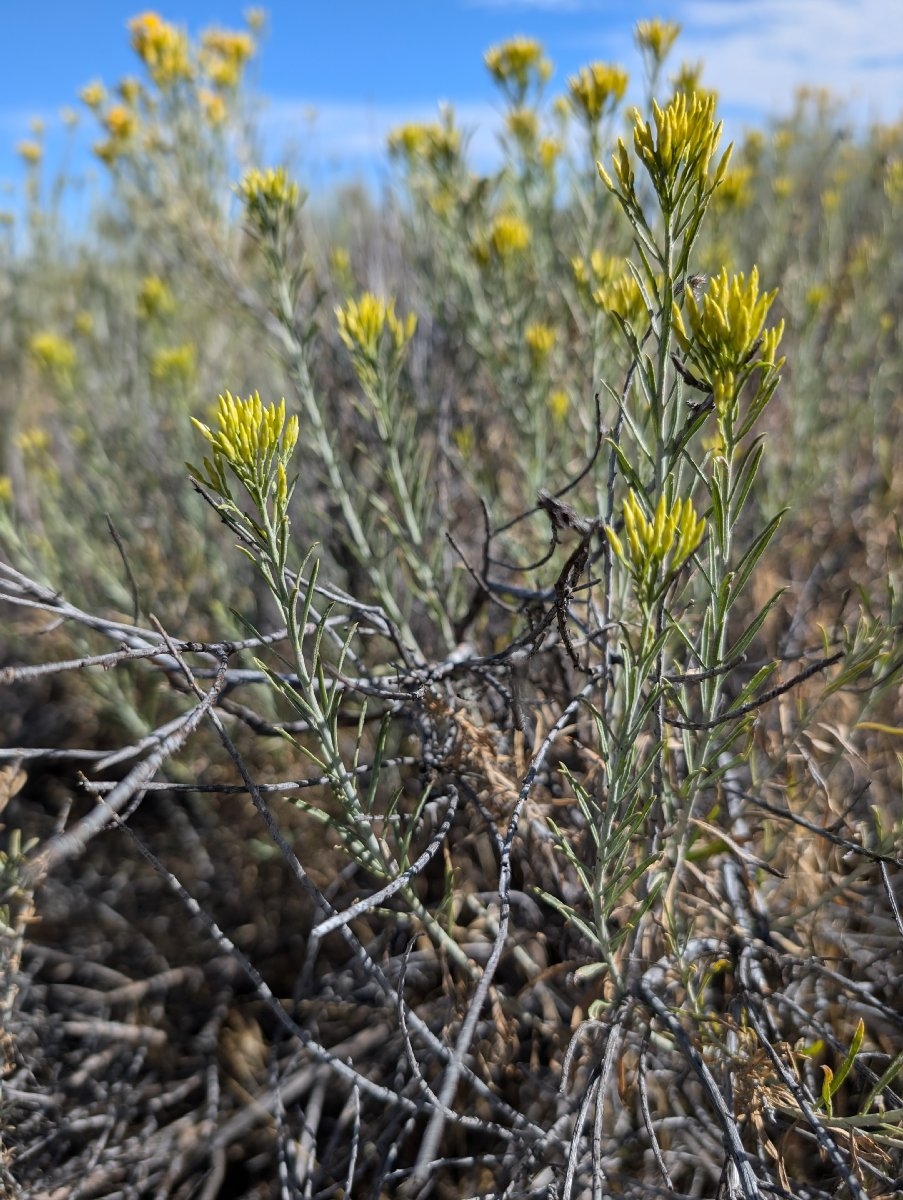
[{"xmin": 680, "ymin": 0, "xmax": 903, "ymax": 123}]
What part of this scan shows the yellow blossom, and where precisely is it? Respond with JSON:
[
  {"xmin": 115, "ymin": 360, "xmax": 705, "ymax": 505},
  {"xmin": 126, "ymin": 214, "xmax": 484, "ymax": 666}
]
[
  {"xmin": 489, "ymin": 212, "xmax": 531, "ymax": 259},
  {"xmin": 74, "ymin": 311, "xmax": 94, "ymax": 336},
  {"xmin": 632, "ymin": 93, "xmax": 728, "ymax": 208},
  {"xmin": 336, "ymin": 293, "xmax": 416, "ymax": 362},
  {"xmin": 548, "ymin": 390, "xmax": 569, "ymax": 421},
  {"xmin": 672, "ymin": 266, "xmax": 779, "ymax": 377},
  {"xmin": 198, "ymin": 88, "xmax": 227, "ymax": 125},
  {"xmin": 202, "ymin": 28, "xmax": 254, "ymax": 62},
  {"xmin": 805, "ymin": 285, "xmax": 826, "ymax": 311},
  {"xmin": 387, "ymin": 120, "xmax": 460, "ymax": 170},
  {"xmin": 245, "ymin": 8, "xmax": 266, "ymax": 31},
  {"xmin": 93, "ymin": 139, "xmax": 122, "ymax": 165},
  {"xmin": 0, "ymin": 476, "xmax": 12, "ymax": 504},
  {"xmin": 568, "ymin": 62, "xmax": 628, "ymax": 125},
  {"xmin": 129, "ymin": 12, "xmax": 192, "ymax": 87},
  {"xmin": 29, "ymin": 331, "xmax": 76, "ymax": 379},
  {"xmin": 80, "ymin": 80, "xmax": 107, "ymax": 109},
  {"xmin": 16, "ymin": 428, "xmax": 59, "ymax": 489},
  {"xmin": 594, "ymin": 269, "xmax": 647, "ymax": 326},
  {"xmin": 607, "ymin": 489, "xmax": 705, "ymax": 599},
  {"xmin": 192, "ymin": 391, "xmax": 298, "ymax": 471},
  {"xmin": 821, "ymin": 187, "xmax": 840, "ymax": 213},
  {"xmin": 118, "ymin": 77, "xmax": 142, "ymax": 104},
  {"xmin": 714, "ymin": 164, "xmax": 752, "ymax": 210},
  {"xmin": 598, "ymin": 92, "xmax": 729, "ymax": 213},
  {"xmin": 17, "ymin": 141, "xmax": 42, "ymax": 165},
  {"xmin": 239, "ymin": 165, "xmax": 301, "ymax": 230},
  {"xmin": 104, "ymin": 104, "xmax": 138, "ymax": 141},
  {"xmin": 485, "ymin": 37, "xmax": 551, "ymax": 94},
  {"xmin": 16, "ymin": 427, "xmax": 51, "ymax": 456},
  {"xmin": 60, "ymin": 107, "xmax": 79, "ymax": 128},
  {"xmin": 670, "ymin": 61, "xmax": 717, "ymax": 106},
  {"xmin": 388, "ymin": 122, "xmax": 429, "ymax": 158},
  {"xmin": 336, "ymin": 293, "xmax": 416, "ymax": 398},
  {"xmin": 538, "ymin": 137, "xmax": 561, "ymax": 169},
  {"xmin": 150, "ymin": 342, "xmax": 196, "ymax": 385},
  {"xmin": 137, "ymin": 275, "xmax": 176, "ymax": 320},
  {"xmin": 635, "ymin": 19, "xmax": 682, "ymax": 65},
  {"xmin": 572, "ymin": 250, "xmax": 620, "ymax": 295},
  {"xmin": 201, "ymin": 27, "xmax": 254, "ymax": 88},
  {"xmin": 204, "ymin": 56, "xmax": 240, "ymax": 89},
  {"xmin": 329, "ymin": 247, "xmax": 353, "ymax": 291},
  {"xmin": 506, "ymin": 106, "xmax": 539, "ymax": 143},
  {"xmin": 454, "ymin": 425, "xmax": 474, "ymax": 457},
  {"xmin": 525, "ymin": 322, "xmax": 556, "ymax": 365}
]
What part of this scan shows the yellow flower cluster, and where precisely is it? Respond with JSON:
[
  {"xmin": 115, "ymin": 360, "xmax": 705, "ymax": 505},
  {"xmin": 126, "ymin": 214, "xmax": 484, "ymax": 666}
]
[
  {"xmin": 595, "ymin": 270, "xmax": 648, "ymax": 326},
  {"xmin": 137, "ymin": 275, "xmax": 176, "ymax": 320},
  {"xmin": 670, "ymin": 61, "xmax": 717, "ymax": 106},
  {"xmin": 601, "ymin": 93, "xmax": 729, "ymax": 214},
  {"xmin": 336, "ymin": 294, "xmax": 416, "ymax": 363},
  {"xmin": 80, "ymin": 80, "xmax": 106, "ymax": 109},
  {"xmin": 484, "ymin": 37, "xmax": 551, "ymax": 93},
  {"xmin": 103, "ymin": 104, "xmax": 138, "ymax": 142},
  {"xmin": 489, "ymin": 212, "xmax": 531, "ymax": 259},
  {"xmin": 387, "ymin": 120, "xmax": 461, "ymax": 170},
  {"xmin": 635, "ymin": 19, "xmax": 682, "ymax": 65},
  {"xmin": 607, "ymin": 490, "xmax": 705, "ymax": 599},
  {"xmin": 239, "ymin": 166, "xmax": 302, "ymax": 235},
  {"xmin": 29, "ymin": 332, "xmax": 77, "ymax": 376},
  {"xmin": 506, "ymin": 106, "xmax": 539, "ymax": 144},
  {"xmin": 672, "ymin": 266, "xmax": 781, "ymax": 382},
  {"xmin": 17, "ymin": 141, "xmax": 42, "ymax": 165},
  {"xmin": 548, "ymin": 390, "xmax": 569, "ymax": 422},
  {"xmin": 329, "ymin": 247, "xmax": 353, "ymax": 293},
  {"xmin": 820, "ymin": 187, "xmax": 840, "ymax": 213},
  {"xmin": 568, "ymin": 63, "xmax": 628, "ymax": 125},
  {"xmin": 538, "ymin": 137, "xmax": 561, "ymax": 169},
  {"xmin": 129, "ymin": 12, "xmax": 192, "ymax": 88},
  {"xmin": 150, "ymin": 342, "xmax": 196, "ymax": 385},
  {"xmin": 572, "ymin": 250, "xmax": 620, "ymax": 295},
  {"xmin": 525, "ymin": 322, "xmax": 556, "ymax": 365},
  {"xmin": 713, "ymin": 165, "xmax": 752, "ymax": 210},
  {"xmin": 193, "ymin": 392, "xmax": 299, "ymax": 471},
  {"xmin": 118, "ymin": 77, "xmax": 142, "ymax": 105},
  {"xmin": 336, "ymin": 293, "xmax": 417, "ymax": 399},
  {"xmin": 197, "ymin": 88, "xmax": 227, "ymax": 126},
  {"xmin": 240, "ymin": 166, "xmax": 300, "ymax": 210},
  {"xmin": 201, "ymin": 27, "xmax": 255, "ymax": 89},
  {"xmin": 16, "ymin": 427, "xmax": 52, "ymax": 456},
  {"xmin": 640, "ymin": 94, "xmax": 724, "ymax": 193}
]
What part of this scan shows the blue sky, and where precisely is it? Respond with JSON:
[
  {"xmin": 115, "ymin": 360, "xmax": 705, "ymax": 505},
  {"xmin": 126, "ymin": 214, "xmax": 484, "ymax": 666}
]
[{"xmin": 2, "ymin": 0, "xmax": 902, "ymax": 209}]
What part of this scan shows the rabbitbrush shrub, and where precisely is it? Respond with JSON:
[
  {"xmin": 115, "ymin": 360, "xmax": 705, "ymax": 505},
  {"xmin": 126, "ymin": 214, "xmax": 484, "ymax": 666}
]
[{"xmin": 2, "ymin": 16, "xmax": 903, "ymax": 1199}]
